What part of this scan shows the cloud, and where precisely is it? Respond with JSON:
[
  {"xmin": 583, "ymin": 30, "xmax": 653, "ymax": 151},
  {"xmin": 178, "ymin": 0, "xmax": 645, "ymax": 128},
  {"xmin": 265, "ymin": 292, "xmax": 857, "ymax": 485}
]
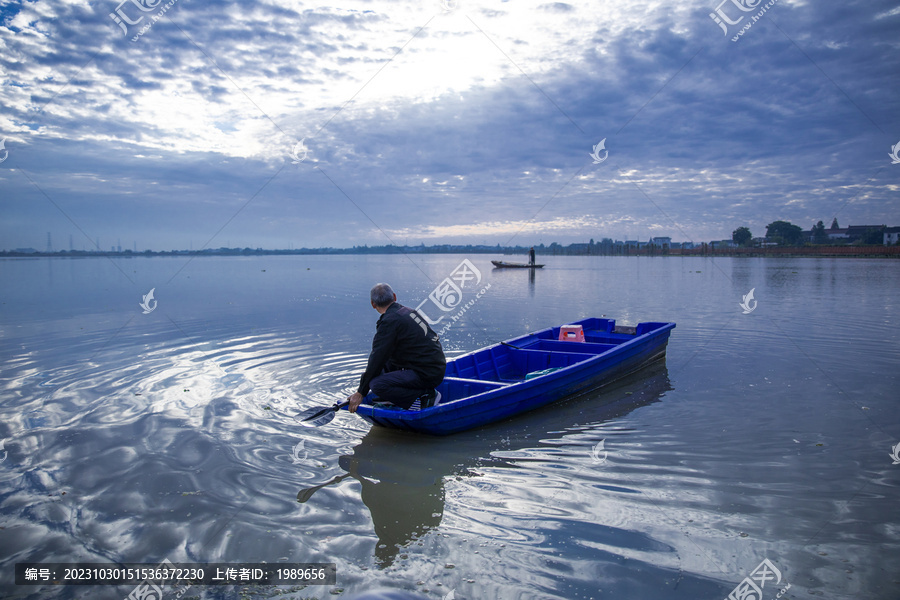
[
  {"xmin": 538, "ymin": 3, "xmax": 575, "ymax": 14},
  {"xmin": 1, "ymin": 0, "xmax": 897, "ymax": 251}
]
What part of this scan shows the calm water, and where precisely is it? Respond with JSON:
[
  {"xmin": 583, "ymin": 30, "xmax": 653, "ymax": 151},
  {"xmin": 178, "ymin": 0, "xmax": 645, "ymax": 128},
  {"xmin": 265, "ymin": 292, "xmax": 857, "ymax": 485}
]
[{"xmin": 0, "ymin": 254, "xmax": 898, "ymax": 600}]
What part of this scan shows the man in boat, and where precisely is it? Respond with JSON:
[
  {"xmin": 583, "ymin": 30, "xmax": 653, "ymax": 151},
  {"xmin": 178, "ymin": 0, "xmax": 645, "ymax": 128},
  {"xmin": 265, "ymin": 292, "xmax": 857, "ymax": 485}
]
[
  {"xmin": 347, "ymin": 283, "xmax": 446, "ymax": 413},
  {"xmin": 529, "ymin": 246, "xmax": 535, "ymax": 265}
]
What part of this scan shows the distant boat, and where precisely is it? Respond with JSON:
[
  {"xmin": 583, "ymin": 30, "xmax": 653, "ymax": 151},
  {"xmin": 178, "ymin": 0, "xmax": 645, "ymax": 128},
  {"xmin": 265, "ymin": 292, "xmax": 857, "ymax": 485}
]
[{"xmin": 491, "ymin": 260, "xmax": 544, "ymax": 269}]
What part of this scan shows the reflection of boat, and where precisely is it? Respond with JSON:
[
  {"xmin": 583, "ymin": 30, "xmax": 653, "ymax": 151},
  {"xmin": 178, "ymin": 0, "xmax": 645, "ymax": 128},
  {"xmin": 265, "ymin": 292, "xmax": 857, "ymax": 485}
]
[
  {"xmin": 308, "ymin": 362, "xmax": 674, "ymax": 568},
  {"xmin": 491, "ymin": 260, "xmax": 544, "ymax": 268},
  {"xmin": 346, "ymin": 317, "xmax": 675, "ymax": 435}
]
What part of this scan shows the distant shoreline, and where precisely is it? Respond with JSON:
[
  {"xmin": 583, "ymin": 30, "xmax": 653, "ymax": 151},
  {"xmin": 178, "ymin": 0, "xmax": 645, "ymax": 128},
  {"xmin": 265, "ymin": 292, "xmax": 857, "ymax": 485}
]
[
  {"xmin": 2, "ymin": 246, "xmax": 898, "ymax": 259},
  {"xmin": 666, "ymin": 246, "xmax": 900, "ymax": 258}
]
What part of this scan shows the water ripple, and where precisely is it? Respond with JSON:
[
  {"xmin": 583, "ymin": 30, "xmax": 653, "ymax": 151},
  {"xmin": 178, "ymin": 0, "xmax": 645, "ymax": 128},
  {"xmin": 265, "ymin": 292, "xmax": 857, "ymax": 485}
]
[{"xmin": 2, "ymin": 256, "xmax": 898, "ymax": 599}]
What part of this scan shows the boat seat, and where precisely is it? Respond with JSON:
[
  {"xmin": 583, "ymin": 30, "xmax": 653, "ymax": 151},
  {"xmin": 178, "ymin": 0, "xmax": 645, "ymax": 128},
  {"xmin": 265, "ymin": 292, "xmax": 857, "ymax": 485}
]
[
  {"xmin": 519, "ymin": 340, "xmax": 617, "ymax": 354},
  {"xmin": 442, "ymin": 376, "xmax": 511, "ymax": 387}
]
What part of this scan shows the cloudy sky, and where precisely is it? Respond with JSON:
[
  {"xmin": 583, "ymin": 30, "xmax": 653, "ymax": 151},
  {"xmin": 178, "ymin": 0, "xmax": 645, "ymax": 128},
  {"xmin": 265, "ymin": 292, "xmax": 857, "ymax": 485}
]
[{"xmin": 1, "ymin": 0, "xmax": 898, "ymax": 251}]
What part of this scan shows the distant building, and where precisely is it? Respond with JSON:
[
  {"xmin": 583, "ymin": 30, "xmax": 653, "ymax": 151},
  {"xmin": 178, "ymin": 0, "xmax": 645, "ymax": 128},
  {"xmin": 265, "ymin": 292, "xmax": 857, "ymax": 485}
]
[
  {"xmin": 710, "ymin": 240, "xmax": 736, "ymax": 249},
  {"xmin": 803, "ymin": 224, "xmax": 892, "ymax": 244},
  {"xmin": 885, "ymin": 227, "xmax": 900, "ymax": 245},
  {"xmin": 846, "ymin": 225, "xmax": 884, "ymax": 244},
  {"xmin": 650, "ymin": 237, "xmax": 672, "ymax": 247},
  {"xmin": 825, "ymin": 228, "xmax": 850, "ymax": 241}
]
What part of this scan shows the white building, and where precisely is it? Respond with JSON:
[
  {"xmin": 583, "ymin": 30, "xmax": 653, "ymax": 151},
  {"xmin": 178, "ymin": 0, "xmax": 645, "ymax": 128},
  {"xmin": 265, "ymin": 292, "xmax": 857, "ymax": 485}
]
[{"xmin": 884, "ymin": 227, "xmax": 900, "ymax": 245}]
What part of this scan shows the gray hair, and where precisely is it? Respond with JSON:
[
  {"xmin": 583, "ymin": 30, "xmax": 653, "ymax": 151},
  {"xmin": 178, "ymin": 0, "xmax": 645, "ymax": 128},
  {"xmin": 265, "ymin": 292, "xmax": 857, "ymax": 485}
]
[{"xmin": 370, "ymin": 283, "xmax": 395, "ymax": 308}]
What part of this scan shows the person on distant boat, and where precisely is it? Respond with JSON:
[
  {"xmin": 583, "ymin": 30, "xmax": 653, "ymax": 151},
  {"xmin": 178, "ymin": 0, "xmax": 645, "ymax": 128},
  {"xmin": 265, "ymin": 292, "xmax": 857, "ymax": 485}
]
[
  {"xmin": 529, "ymin": 246, "xmax": 535, "ymax": 265},
  {"xmin": 347, "ymin": 283, "xmax": 446, "ymax": 413}
]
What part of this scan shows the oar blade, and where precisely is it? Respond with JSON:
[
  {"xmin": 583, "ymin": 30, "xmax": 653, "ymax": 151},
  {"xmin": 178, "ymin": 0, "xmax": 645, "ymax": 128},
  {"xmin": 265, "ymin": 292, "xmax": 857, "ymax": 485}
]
[
  {"xmin": 296, "ymin": 400, "xmax": 350, "ymax": 428},
  {"xmin": 296, "ymin": 405, "xmax": 336, "ymax": 427}
]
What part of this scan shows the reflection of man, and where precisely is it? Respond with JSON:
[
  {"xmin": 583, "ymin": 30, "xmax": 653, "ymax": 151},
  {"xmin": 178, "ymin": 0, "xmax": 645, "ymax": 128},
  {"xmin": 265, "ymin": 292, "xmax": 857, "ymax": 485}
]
[
  {"xmin": 338, "ymin": 454, "xmax": 444, "ymax": 570},
  {"xmin": 529, "ymin": 246, "xmax": 535, "ymax": 265},
  {"xmin": 347, "ymin": 283, "xmax": 446, "ymax": 412}
]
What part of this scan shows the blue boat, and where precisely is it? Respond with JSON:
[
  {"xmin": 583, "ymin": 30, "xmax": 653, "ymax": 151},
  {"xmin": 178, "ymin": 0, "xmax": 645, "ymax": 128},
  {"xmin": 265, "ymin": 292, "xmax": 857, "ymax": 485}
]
[{"xmin": 345, "ymin": 317, "xmax": 675, "ymax": 435}]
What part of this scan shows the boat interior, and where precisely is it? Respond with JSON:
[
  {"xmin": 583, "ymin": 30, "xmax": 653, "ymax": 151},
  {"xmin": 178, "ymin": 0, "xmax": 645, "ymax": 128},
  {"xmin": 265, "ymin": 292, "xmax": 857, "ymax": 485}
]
[{"xmin": 433, "ymin": 318, "xmax": 670, "ymax": 403}]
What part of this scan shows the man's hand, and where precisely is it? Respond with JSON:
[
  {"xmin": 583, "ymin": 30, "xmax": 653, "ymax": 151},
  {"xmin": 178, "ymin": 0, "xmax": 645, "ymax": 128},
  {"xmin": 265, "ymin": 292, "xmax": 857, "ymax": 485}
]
[{"xmin": 347, "ymin": 392, "xmax": 364, "ymax": 413}]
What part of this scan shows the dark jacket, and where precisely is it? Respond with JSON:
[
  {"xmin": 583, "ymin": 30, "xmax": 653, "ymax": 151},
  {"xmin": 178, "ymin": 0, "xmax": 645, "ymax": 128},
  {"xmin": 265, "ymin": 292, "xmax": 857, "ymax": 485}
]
[{"xmin": 357, "ymin": 303, "xmax": 446, "ymax": 395}]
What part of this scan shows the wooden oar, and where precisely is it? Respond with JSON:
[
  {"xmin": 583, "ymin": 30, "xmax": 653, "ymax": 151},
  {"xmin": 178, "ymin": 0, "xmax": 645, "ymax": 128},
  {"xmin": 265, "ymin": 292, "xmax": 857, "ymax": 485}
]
[{"xmin": 296, "ymin": 401, "xmax": 349, "ymax": 427}]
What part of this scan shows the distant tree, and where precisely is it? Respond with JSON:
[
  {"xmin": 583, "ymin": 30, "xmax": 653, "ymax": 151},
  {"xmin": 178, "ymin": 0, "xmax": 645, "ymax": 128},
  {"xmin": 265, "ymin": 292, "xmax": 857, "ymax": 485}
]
[
  {"xmin": 861, "ymin": 226, "xmax": 885, "ymax": 245},
  {"xmin": 830, "ymin": 217, "xmax": 840, "ymax": 230},
  {"xmin": 732, "ymin": 226, "xmax": 752, "ymax": 247},
  {"xmin": 766, "ymin": 220, "xmax": 804, "ymax": 246},
  {"xmin": 812, "ymin": 220, "xmax": 828, "ymax": 244}
]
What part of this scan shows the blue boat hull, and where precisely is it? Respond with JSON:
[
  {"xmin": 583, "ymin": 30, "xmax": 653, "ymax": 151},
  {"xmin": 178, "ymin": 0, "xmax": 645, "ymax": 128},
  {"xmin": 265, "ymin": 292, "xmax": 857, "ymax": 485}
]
[{"xmin": 347, "ymin": 317, "xmax": 675, "ymax": 435}]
